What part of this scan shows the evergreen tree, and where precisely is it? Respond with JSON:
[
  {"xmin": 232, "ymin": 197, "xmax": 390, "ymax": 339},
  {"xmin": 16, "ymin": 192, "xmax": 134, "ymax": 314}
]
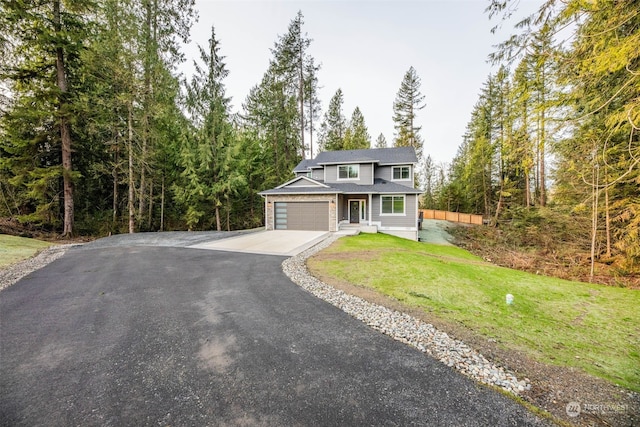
[
  {"xmin": 270, "ymin": 11, "xmax": 319, "ymax": 159},
  {"xmin": 318, "ymin": 88, "xmax": 347, "ymax": 152},
  {"xmin": 375, "ymin": 133, "xmax": 388, "ymax": 149},
  {"xmin": 175, "ymin": 26, "xmax": 244, "ymax": 231},
  {"xmin": 344, "ymin": 107, "xmax": 371, "ymax": 149},
  {"xmin": 392, "ymin": 66, "xmax": 426, "ymax": 159},
  {"xmin": 0, "ymin": 0, "xmax": 94, "ymax": 236},
  {"xmin": 304, "ymin": 56, "xmax": 321, "ymax": 158}
]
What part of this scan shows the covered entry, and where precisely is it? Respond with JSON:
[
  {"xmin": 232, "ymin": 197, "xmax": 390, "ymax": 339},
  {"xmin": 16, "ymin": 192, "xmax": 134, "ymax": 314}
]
[{"xmin": 274, "ymin": 201, "xmax": 330, "ymax": 231}]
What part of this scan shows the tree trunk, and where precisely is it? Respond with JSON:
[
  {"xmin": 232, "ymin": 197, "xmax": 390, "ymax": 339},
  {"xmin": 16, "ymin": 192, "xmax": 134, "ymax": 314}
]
[
  {"xmin": 215, "ymin": 205, "xmax": 221, "ymax": 232},
  {"xmin": 308, "ymin": 78, "xmax": 314, "ymax": 158},
  {"xmin": 590, "ymin": 164, "xmax": 599, "ymax": 282},
  {"xmin": 160, "ymin": 175, "xmax": 165, "ymax": 231},
  {"xmin": 147, "ymin": 179, "xmax": 153, "ymax": 230},
  {"xmin": 54, "ymin": 0, "xmax": 74, "ymax": 237},
  {"xmin": 604, "ymin": 169, "xmax": 611, "ymax": 257},
  {"xmin": 113, "ymin": 141, "xmax": 118, "ymax": 227},
  {"xmin": 538, "ymin": 67, "xmax": 546, "ymax": 207},
  {"xmin": 128, "ymin": 103, "xmax": 135, "ymax": 233},
  {"xmin": 298, "ymin": 45, "xmax": 305, "ymax": 158},
  {"xmin": 524, "ymin": 169, "xmax": 531, "ymax": 208}
]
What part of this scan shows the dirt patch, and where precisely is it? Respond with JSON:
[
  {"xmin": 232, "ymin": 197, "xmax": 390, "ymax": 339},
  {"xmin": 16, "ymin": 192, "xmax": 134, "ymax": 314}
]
[
  {"xmin": 0, "ymin": 218, "xmax": 94, "ymax": 244},
  {"xmin": 449, "ymin": 221, "xmax": 640, "ymax": 289},
  {"xmin": 307, "ymin": 260, "xmax": 639, "ymax": 427}
]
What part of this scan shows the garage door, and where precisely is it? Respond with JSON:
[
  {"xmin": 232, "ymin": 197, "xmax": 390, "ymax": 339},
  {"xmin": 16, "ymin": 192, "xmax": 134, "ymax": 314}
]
[{"xmin": 275, "ymin": 202, "xmax": 330, "ymax": 231}]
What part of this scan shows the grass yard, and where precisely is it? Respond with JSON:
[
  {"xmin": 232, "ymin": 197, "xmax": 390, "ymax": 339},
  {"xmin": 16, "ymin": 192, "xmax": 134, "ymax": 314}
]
[
  {"xmin": 0, "ymin": 234, "xmax": 52, "ymax": 269},
  {"xmin": 307, "ymin": 233, "xmax": 640, "ymax": 392}
]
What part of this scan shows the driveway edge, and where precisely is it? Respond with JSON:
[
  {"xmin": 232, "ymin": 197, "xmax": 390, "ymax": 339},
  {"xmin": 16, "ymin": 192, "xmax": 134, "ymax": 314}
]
[{"xmin": 282, "ymin": 235, "xmax": 532, "ymax": 396}]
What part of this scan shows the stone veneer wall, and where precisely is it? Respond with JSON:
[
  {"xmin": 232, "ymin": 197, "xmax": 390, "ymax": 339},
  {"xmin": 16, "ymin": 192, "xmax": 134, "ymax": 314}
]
[{"xmin": 265, "ymin": 194, "xmax": 338, "ymax": 231}]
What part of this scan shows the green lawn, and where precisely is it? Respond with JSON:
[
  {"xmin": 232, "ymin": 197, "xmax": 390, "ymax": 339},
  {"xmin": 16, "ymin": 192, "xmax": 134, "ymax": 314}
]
[
  {"xmin": 308, "ymin": 233, "xmax": 640, "ymax": 392},
  {"xmin": 0, "ymin": 234, "xmax": 52, "ymax": 269}
]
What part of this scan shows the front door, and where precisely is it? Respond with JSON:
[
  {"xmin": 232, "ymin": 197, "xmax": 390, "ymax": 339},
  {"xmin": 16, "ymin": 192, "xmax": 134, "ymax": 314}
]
[{"xmin": 349, "ymin": 201, "xmax": 360, "ymax": 223}]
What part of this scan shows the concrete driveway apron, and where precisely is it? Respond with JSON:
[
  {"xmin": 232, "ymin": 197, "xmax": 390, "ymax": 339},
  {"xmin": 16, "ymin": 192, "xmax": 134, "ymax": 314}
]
[{"xmin": 190, "ymin": 230, "xmax": 329, "ymax": 256}]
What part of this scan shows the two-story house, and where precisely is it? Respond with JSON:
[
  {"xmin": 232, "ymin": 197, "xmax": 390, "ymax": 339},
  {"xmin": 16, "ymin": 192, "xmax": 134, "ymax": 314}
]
[{"xmin": 259, "ymin": 147, "xmax": 423, "ymax": 240}]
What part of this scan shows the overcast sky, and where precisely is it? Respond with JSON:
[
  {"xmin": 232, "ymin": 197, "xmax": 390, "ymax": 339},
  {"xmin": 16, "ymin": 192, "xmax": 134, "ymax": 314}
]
[{"xmin": 180, "ymin": 0, "xmax": 540, "ymax": 165}]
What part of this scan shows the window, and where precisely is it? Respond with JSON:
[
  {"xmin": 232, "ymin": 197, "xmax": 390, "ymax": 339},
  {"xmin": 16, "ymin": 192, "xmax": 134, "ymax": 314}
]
[
  {"xmin": 338, "ymin": 164, "xmax": 359, "ymax": 180},
  {"xmin": 381, "ymin": 195, "xmax": 405, "ymax": 215},
  {"xmin": 392, "ymin": 166, "xmax": 410, "ymax": 180}
]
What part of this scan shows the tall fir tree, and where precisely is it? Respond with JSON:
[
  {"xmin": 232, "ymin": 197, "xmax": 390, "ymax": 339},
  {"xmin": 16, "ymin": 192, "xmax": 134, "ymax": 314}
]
[
  {"xmin": 344, "ymin": 107, "xmax": 371, "ymax": 149},
  {"xmin": 175, "ymin": 26, "xmax": 244, "ymax": 231},
  {"xmin": 392, "ymin": 66, "xmax": 426, "ymax": 160},
  {"xmin": 318, "ymin": 88, "xmax": 347, "ymax": 152},
  {"xmin": 0, "ymin": 0, "xmax": 95, "ymax": 236}
]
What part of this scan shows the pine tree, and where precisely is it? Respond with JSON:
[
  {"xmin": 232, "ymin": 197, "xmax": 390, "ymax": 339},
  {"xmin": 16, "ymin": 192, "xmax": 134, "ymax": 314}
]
[{"xmin": 392, "ymin": 66, "xmax": 426, "ymax": 159}]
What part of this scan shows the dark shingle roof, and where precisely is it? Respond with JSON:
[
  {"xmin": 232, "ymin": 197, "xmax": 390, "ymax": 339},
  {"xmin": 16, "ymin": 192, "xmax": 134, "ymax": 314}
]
[
  {"xmin": 293, "ymin": 146, "xmax": 418, "ymax": 172},
  {"xmin": 292, "ymin": 159, "xmax": 318, "ymax": 172},
  {"xmin": 259, "ymin": 178, "xmax": 422, "ymax": 196}
]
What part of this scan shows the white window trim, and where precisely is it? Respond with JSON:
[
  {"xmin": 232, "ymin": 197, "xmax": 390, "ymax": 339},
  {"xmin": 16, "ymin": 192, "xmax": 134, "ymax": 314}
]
[
  {"xmin": 337, "ymin": 164, "xmax": 360, "ymax": 181},
  {"xmin": 380, "ymin": 195, "xmax": 406, "ymax": 216},
  {"xmin": 391, "ymin": 165, "xmax": 411, "ymax": 181}
]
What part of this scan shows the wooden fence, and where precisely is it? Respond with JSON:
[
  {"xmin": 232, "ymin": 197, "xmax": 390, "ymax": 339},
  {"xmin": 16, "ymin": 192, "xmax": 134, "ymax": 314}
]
[{"xmin": 420, "ymin": 209, "xmax": 484, "ymax": 225}]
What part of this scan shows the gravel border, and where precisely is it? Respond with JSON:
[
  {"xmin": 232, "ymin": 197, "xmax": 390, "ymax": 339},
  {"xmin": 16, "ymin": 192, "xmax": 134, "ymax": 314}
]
[
  {"xmin": 0, "ymin": 245, "xmax": 78, "ymax": 293},
  {"xmin": 282, "ymin": 234, "xmax": 531, "ymax": 395}
]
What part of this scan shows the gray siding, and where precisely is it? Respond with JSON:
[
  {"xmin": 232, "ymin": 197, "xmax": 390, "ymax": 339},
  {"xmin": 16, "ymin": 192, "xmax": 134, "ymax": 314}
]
[
  {"xmin": 324, "ymin": 163, "xmax": 374, "ymax": 184},
  {"xmin": 375, "ymin": 164, "xmax": 414, "ymax": 186},
  {"xmin": 372, "ymin": 194, "xmax": 418, "ymax": 228},
  {"xmin": 286, "ymin": 179, "xmax": 324, "ymax": 188},
  {"xmin": 311, "ymin": 169, "xmax": 323, "ymax": 180}
]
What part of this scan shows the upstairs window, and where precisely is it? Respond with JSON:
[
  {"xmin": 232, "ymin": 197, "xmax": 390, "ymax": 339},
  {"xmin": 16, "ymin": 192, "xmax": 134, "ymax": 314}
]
[
  {"xmin": 338, "ymin": 164, "xmax": 359, "ymax": 180},
  {"xmin": 392, "ymin": 166, "xmax": 411, "ymax": 180}
]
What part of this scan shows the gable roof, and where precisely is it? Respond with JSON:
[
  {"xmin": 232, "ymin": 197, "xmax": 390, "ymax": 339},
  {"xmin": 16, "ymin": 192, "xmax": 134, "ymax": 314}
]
[
  {"xmin": 275, "ymin": 175, "xmax": 329, "ymax": 189},
  {"xmin": 293, "ymin": 146, "xmax": 418, "ymax": 172}
]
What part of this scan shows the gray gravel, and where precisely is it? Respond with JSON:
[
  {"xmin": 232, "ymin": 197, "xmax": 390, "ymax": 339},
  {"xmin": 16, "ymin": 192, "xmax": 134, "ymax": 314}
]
[
  {"xmin": 282, "ymin": 234, "xmax": 532, "ymax": 395},
  {"xmin": 0, "ymin": 245, "xmax": 76, "ymax": 293}
]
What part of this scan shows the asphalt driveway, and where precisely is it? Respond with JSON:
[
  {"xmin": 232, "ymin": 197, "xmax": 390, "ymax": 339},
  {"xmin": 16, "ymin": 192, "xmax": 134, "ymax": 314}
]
[{"xmin": 0, "ymin": 235, "xmax": 548, "ymax": 426}]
